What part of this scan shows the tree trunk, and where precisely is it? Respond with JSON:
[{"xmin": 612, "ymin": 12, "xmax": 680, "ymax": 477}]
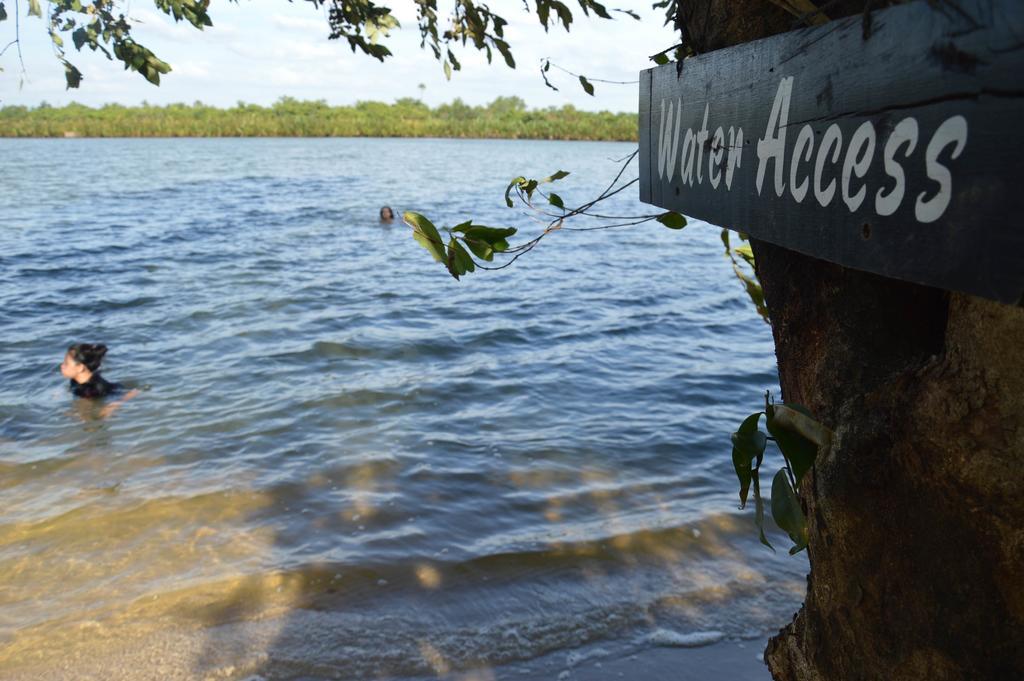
[
  {"xmin": 680, "ymin": 2, "xmax": 1024, "ymax": 679},
  {"xmin": 754, "ymin": 241, "xmax": 1024, "ymax": 680}
]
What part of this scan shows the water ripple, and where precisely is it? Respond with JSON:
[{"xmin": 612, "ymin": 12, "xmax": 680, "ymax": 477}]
[{"xmin": 0, "ymin": 137, "xmax": 799, "ymax": 679}]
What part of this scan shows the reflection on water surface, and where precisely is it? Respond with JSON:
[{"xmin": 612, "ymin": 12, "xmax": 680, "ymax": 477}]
[{"xmin": 0, "ymin": 138, "xmax": 804, "ymax": 680}]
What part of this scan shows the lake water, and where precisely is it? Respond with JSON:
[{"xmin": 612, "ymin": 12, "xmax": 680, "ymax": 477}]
[{"xmin": 0, "ymin": 138, "xmax": 806, "ymax": 680}]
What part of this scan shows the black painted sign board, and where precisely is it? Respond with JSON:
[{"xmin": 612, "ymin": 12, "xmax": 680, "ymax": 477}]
[{"xmin": 638, "ymin": 0, "xmax": 1024, "ymax": 305}]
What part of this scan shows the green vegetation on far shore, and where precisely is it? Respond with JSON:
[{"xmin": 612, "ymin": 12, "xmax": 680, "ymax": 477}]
[{"xmin": 0, "ymin": 96, "xmax": 637, "ymax": 141}]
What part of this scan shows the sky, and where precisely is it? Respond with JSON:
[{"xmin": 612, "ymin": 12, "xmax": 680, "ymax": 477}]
[{"xmin": 0, "ymin": 1, "xmax": 677, "ymax": 112}]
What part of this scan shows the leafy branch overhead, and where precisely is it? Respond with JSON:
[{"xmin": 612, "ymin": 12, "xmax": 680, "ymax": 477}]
[
  {"xmin": 400, "ymin": 150, "xmax": 765, "ymax": 332},
  {"xmin": 404, "ymin": 211, "xmax": 517, "ymax": 281},
  {"xmin": 6, "ymin": 1, "xmax": 833, "ymax": 96},
  {"xmin": 6, "ymin": 0, "xmax": 666, "ymax": 90},
  {"xmin": 404, "ymin": 153, "xmax": 686, "ymax": 281}
]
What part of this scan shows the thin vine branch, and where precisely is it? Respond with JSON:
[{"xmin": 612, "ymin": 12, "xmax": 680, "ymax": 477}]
[
  {"xmin": 544, "ymin": 60, "xmax": 639, "ymax": 85},
  {"xmin": 13, "ymin": 0, "xmax": 27, "ymax": 76},
  {"xmin": 467, "ymin": 151, "xmax": 651, "ymax": 268}
]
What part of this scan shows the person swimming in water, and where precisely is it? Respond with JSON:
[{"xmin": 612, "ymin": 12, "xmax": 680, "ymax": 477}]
[
  {"xmin": 60, "ymin": 343, "xmax": 137, "ymax": 401},
  {"xmin": 379, "ymin": 206, "xmax": 395, "ymax": 223}
]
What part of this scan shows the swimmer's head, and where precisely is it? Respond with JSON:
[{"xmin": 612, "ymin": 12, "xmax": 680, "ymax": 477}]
[
  {"xmin": 379, "ymin": 206, "xmax": 395, "ymax": 222},
  {"xmin": 61, "ymin": 343, "xmax": 107, "ymax": 380}
]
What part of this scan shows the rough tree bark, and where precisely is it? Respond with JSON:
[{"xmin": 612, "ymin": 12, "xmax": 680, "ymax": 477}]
[{"xmin": 680, "ymin": 1, "xmax": 1024, "ymax": 679}]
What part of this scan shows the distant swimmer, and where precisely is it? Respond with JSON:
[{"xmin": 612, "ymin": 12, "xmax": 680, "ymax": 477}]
[
  {"xmin": 60, "ymin": 344, "xmax": 139, "ymax": 414},
  {"xmin": 379, "ymin": 206, "xmax": 395, "ymax": 223}
]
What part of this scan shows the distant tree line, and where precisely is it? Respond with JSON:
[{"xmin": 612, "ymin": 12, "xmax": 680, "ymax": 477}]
[{"xmin": 0, "ymin": 96, "xmax": 636, "ymax": 140}]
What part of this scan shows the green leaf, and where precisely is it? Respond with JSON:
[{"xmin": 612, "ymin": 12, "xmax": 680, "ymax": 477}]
[
  {"xmin": 731, "ymin": 411, "xmax": 766, "ymax": 508},
  {"xmin": 752, "ymin": 468, "xmax": 773, "ymax": 552},
  {"xmin": 766, "ymin": 406, "xmax": 818, "ymax": 487},
  {"xmin": 505, "ymin": 172, "xmax": 566, "ymax": 207},
  {"xmin": 445, "ymin": 237, "xmax": 476, "ymax": 280},
  {"xmin": 366, "ymin": 43, "xmax": 392, "ymax": 61},
  {"xmin": 403, "ymin": 211, "xmax": 447, "ymax": 264},
  {"xmin": 453, "ymin": 239, "xmax": 475, "ymax": 273},
  {"xmin": 737, "ymin": 270, "xmax": 767, "ymax": 313},
  {"xmin": 732, "ymin": 267, "xmax": 768, "ymax": 322},
  {"xmin": 786, "ymin": 403, "xmax": 814, "ymax": 418},
  {"xmin": 732, "ymin": 446, "xmax": 752, "ymax": 508},
  {"xmin": 578, "ymin": 75, "xmax": 594, "ymax": 96},
  {"xmin": 463, "ymin": 237, "xmax": 494, "ymax": 262},
  {"xmin": 147, "ymin": 54, "xmax": 172, "ymax": 74},
  {"xmin": 456, "ymin": 225, "xmax": 516, "ymax": 244},
  {"xmin": 652, "ymin": 53, "xmax": 669, "ymax": 65},
  {"xmin": 63, "ymin": 60, "xmax": 83, "ymax": 89},
  {"xmin": 494, "ymin": 38, "xmax": 515, "ymax": 68},
  {"xmin": 451, "ymin": 225, "xmax": 516, "ymax": 240},
  {"xmin": 504, "ymin": 175, "xmax": 526, "ymax": 207},
  {"xmin": 550, "ymin": 0, "xmax": 572, "ymax": 29},
  {"xmin": 27, "ymin": 0, "xmax": 40, "ymax": 17},
  {"xmin": 735, "ymin": 243, "xmax": 755, "ymax": 267},
  {"xmin": 722, "ymin": 229, "xmax": 770, "ymax": 322},
  {"xmin": 521, "ymin": 179, "xmax": 538, "ymax": 200},
  {"xmin": 548, "ymin": 192, "xmax": 564, "ymax": 209},
  {"xmin": 455, "ymin": 226, "xmax": 515, "ymax": 259},
  {"xmin": 0, "ymin": 3, "xmax": 8, "ymax": 22},
  {"xmin": 446, "ymin": 49, "xmax": 461, "ymax": 72},
  {"xmin": 585, "ymin": 1, "xmax": 612, "ymax": 19},
  {"xmin": 656, "ymin": 211, "xmax": 687, "ymax": 229},
  {"xmin": 445, "ymin": 240, "xmax": 459, "ymax": 279},
  {"xmin": 771, "ymin": 468, "xmax": 808, "ymax": 554},
  {"xmin": 443, "ymin": 60, "xmax": 452, "ymax": 80}
]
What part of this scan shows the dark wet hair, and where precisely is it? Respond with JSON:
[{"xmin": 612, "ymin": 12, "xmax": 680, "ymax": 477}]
[
  {"xmin": 379, "ymin": 206, "xmax": 394, "ymax": 220},
  {"xmin": 68, "ymin": 343, "xmax": 108, "ymax": 372}
]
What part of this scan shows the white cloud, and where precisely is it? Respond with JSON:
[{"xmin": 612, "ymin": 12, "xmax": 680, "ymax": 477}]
[
  {"xmin": 273, "ymin": 41, "xmax": 351, "ymax": 63},
  {"xmin": 267, "ymin": 65, "xmax": 326, "ymax": 88},
  {"xmin": 271, "ymin": 14, "xmax": 330, "ymax": 34},
  {"xmin": 225, "ymin": 40, "xmax": 269, "ymax": 61},
  {"xmin": 170, "ymin": 60, "xmax": 211, "ymax": 79}
]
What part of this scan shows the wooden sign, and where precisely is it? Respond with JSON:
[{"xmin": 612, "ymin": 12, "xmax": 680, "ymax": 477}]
[{"xmin": 639, "ymin": 0, "xmax": 1024, "ymax": 305}]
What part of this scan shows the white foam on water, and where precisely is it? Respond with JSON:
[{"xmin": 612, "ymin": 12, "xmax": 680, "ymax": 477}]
[
  {"xmin": 645, "ymin": 628, "xmax": 726, "ymax": 648},
  {"xmin": 566, "ymin": 646, "xmax": 609, "ymax": 668}
]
